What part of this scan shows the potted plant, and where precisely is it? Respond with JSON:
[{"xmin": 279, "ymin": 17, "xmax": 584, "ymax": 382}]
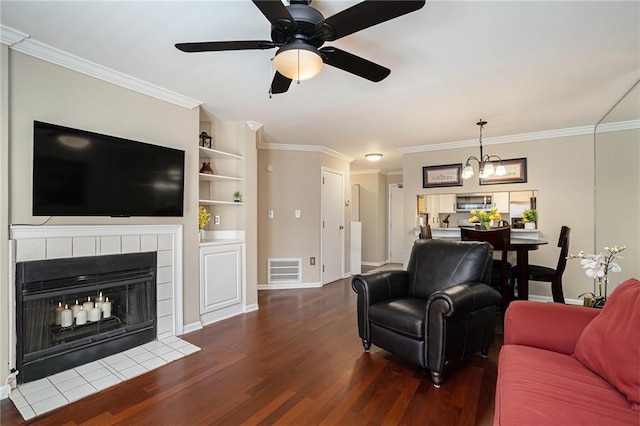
[
  {"xmin": 233, "ymin": 191, "xmax": 242, "ymax": 203},
  {"xmin": 522, "ymin": 209, "xmax": 538, "ymax": 229},
  {"xmin": 198, "ymin": 205, "xmax": 211, "ymax": 242},
  {"xmin": 468, "ymin": 208, "xmax": 501, "ymax": 230},
  {"xmin": 570, "ymin": 245, "xmax": 626, "ymax": 308}
]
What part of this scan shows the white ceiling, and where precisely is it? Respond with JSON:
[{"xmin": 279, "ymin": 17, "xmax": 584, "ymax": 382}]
[{"xmin": 2, "ymin": 1, "xmax": 639, "ymax": 171}]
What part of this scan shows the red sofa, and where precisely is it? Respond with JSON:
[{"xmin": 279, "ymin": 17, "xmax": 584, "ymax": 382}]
[{"xmin": 494, "ymin": 279, "xmax": 640, "ymax": 425}]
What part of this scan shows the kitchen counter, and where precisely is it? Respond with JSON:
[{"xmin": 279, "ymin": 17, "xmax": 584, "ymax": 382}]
[{"xmin": 416, "ymin": 227, "xmax": 539, "ymax": 240}]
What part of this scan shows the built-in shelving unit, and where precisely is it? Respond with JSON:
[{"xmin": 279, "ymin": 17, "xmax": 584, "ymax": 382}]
[
  {"xmin": 198, "ymin": 145, "xmax": 244, "ymax": 205},
  {"xmin": 199, "ymin": 199, "xmax": 245, "ymax": 206},
  {"xmin": 198, "ymin": 173, "xmax": 243, "ymax": 183},
  {"xmin": 197, "ymin": 122, "xmax": 249, "ymax": 326},
  {"xmin": 198, "ymin": 146, "xmax": 243, "ymax": 161}
]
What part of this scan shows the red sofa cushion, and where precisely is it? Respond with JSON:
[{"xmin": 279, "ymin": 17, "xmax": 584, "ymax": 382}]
[
  {"xmin": 573, "ymin": 278, "xmax": 640, "ymax": 410},
  {"xmin": 495, "ymin": 345, "xmax": 637, "ymax": 425}
]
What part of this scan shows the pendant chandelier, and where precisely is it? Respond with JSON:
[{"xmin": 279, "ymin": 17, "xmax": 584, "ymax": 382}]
[{"xmin": 462, "ymin": 119, "xmax": 506, "ymax": 180}]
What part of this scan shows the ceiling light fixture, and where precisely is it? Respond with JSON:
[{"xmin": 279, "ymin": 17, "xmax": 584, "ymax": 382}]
[
  {"xmin": 365, "ymin": 153, "xmax": 383, "ymax": 162},
  {"xmin": 462, "ymin": 119, "xmax": 506, "ymax": 179},
  {"xmin": 273, "ymin": 41, "xmax": 323, "ymax": 81}
]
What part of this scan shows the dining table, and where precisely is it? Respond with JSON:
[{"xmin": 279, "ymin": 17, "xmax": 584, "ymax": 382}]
[
  {"xmin": 507, "ymin": 237, "xmax": 549, "ymax": 300},
  {"xmin": 434, "ymin": 234, "xmax": 548, "ymax": 301}
]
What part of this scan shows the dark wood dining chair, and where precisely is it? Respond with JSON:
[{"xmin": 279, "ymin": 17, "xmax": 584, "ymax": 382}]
[
  {"xmin": 509, "ymin": 226, "xmax": 571, "ymax": 303},
  {"xmin": 419, "ymin": 224, "xmax": 432, "ymax": 239},
  {"xmin": 461, "ymin": 227, "xmax": 511, "ymax": 313}
]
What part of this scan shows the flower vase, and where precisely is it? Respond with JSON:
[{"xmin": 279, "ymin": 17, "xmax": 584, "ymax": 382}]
[
  {"xmin": 199, "ymin": 229, "xmax": 206, "ymax": 243},
  {"xmin": 482, "ymin": 221, "xmax": 491, "ymax": 230},
  {"xmin": 524, "ymin": 222, "xmax": 536, "ymax": 230}
]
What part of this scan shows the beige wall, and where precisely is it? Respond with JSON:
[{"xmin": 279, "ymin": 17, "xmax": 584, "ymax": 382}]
[
  {"xmin": 595, "ymin": 128, "xmax": 640, "ymax": 290},
  {"xmin": 403, "ymin": 134, "xmax": 596, "ymax": 302},
  {"xmin": 351, "ymin": 172, "xmax": 389, "ymax": 264},
  {"xmin": 257, "ymin": 149, "xmax": 350, "ymax": 285},
  {"xmin": 4, "ymin": 52, "xmax": 201, "ymax": 382}
]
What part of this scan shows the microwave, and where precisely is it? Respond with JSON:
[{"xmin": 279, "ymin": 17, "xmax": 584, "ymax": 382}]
[{"xmin": 456, "ymin": 193, "xmax": 492, "ymax": 212}]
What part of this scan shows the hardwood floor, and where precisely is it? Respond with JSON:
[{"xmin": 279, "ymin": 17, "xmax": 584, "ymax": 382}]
[{"xmin": 1, "ymin": 276, "xmax": 501, "ymax": 425}]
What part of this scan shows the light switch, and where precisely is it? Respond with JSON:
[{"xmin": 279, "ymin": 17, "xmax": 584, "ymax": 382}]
[
  {"xmin": 268, "ymin": 209, "xmax": 274, "ymax": 219},
  {"xmin": 294, "ymin": 209, "xmax": 301, "ymax": 219},
  {"xmin": 214, "ymin": 215, "xmax": 220, "ymax": 225}
]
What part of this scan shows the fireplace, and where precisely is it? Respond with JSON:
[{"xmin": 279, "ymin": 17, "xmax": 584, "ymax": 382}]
[{"xmin": 15, "ymin": 252, "xmax": 157, "ymax": 384}]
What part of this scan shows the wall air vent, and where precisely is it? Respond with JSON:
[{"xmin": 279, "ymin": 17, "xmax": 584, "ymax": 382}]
[{"xmin": 268, "ymin": 258, "xmax": 301, "ymax": 284}]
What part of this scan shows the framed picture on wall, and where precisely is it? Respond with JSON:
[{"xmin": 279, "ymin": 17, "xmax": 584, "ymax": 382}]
[
  {"xmin": 422, "ymin": 163, "xmax": 463, "ymax": 188},
  {"xmin": 480, "ymin": 157, "xmax": 527, "ymax": 185}
]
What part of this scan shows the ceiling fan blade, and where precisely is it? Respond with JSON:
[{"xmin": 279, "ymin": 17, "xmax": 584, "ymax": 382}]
[
  {"xmin": 320, "ymin": 47, "xmax": 390, "ymax": 82},
  {"xmin": 270, "ymin": 71, "xmax": 292, "ymax": 95},
  {"xmin": 175, "ymin": 41, "xmax": 276, "ymax": 52},
  {"xmin": 252, "ymin": 0, "xmax": 297, "ymax": 32},
  {"xmin": 318, "ymin": 0, "xmax": 425, "ymax": 41}
]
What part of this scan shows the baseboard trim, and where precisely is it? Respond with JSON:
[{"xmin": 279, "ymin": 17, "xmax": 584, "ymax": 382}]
[
  {"xmin": 258, "ymin": 282, "xmax": 322, "ymax": 290},
  {"xmin": 245, "ymin": 303, "xmax": 259, "ymax": 313},
  {"xmin": 181, "ymin": 321, "xmax": 203, "ymax": 335},
  {"xmin": 361, "ymin": 260, "xmax": 388, "ymax": 267},
  {"xmin": 200, "ymin": 305, "xmax": 245, "ymax": 327},
  {"xmin": 527, "ymin": 295, "xmax": 583, "ymax": 306}
]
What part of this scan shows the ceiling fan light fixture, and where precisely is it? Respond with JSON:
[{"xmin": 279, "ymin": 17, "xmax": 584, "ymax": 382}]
[
  {"xmin": 273, "ymin": 43, "xmax": 323, "ymax": 81},
  {"xmin": 365, "ymin": 153, "xmax": 383, "ymax": 162}
]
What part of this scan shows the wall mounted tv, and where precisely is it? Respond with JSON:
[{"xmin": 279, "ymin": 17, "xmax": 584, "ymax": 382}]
[{"xmin": 33, "ymin": 121, "xmax": 185, "ymax": 217}]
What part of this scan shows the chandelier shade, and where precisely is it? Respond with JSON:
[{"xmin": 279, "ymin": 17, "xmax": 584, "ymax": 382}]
[{"xmin": 462, "ymin": 120, "xmax": 507, "ymax": 180}]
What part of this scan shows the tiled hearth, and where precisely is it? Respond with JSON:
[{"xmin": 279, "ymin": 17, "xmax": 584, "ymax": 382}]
[
  {"xmin": 7, "ymin": 225, "xmax": 188, "ymax": 420},
  {"xmin": 10, "ymin": 336, "xmax": 200, "ymax": 420}
]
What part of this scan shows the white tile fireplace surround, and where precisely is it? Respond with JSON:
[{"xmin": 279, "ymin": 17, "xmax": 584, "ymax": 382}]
[{"xmin": 7, "ymin": 225, "xmax": 185, "ymax": 396}]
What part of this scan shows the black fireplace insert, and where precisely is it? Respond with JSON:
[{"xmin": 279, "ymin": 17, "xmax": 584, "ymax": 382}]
[{"xmin": 15, "ymin": 252, "xmax": 157, "ymax": 384}]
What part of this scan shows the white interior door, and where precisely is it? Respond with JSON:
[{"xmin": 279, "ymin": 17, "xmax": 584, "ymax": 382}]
[
  {"xmin": 389, "ymin": 183, "xmax": 404, "ymax": 264},
  {"xmin": 321, "ymin": 168, "xmax": 344, "ymax": 284}
]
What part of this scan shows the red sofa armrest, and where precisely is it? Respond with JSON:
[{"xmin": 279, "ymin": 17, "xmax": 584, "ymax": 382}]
[{"xmin": 504, "ymin": 301, "xmax": 600, "ymax": 355}]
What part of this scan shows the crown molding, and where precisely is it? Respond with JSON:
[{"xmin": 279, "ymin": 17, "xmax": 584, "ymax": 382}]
[
  {"xmin": 595, "ymin": 119, "xmax": 640, "ymax": 133},
  {"xmin": 351, "ymin": 169, "xmax": 383, "ymax": 175},
  {"xmin": 3, "ymin": 25, "xmax": 202, "ymax": 110},
  {"xmin": 246, "ymin": 121, "xmax": 263, "ymax": 131},
  {"xmin": 398, "ymin": 124, "xmax": 599, "ymax": 154},
  {"xmin": 387, "ymin": 170, "xmax": 403, "ymax": 176},
  {"xmin": 258, "ymin": 142, "xmax": 354, "ymax": 163},
  {"xmin": 398, "ymin": 120, "xmax": 640, "ymax": 155},
  {"xmin": 0, "ymin": 25, "xmax": 28, "ymax": 46}
]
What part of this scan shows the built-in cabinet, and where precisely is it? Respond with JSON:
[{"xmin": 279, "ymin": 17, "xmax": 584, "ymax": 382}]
[
  {"xmin": 199, "ymin": 241, "xmax": 244, "ymax": 325},
  {"xmin": 197, "ymin": 122, "xmax": 247, "ymax": 324}
]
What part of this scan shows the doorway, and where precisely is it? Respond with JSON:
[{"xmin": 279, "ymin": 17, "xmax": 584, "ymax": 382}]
[
  {"xmin": 389, "ymin": 183, "xmax": 404, "ymax": 264},
  {"xmin": 321, "ymin": 168, "xmax": 345, "ymax": 284}
]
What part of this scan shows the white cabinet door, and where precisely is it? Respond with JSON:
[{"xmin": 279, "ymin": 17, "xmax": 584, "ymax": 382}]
[
  {"xmin": 425, "ymin": 195, "xmax": 440, "ymax": 226},
  {"xmin": 199, "ymin": 243, "xmax": 243, "ymax": 314},
  {"xmin": 439, "ymin": 194, "xmax": 457, "ymax": 214},
  {"xmin": 493, "ymin": 192, "xmax": 510, "ymax": 213}
]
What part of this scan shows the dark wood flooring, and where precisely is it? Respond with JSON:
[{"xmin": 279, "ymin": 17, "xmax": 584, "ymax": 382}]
[{"xmin": 1, "ymin": 276, "xmax": 501, "ymax": 425}]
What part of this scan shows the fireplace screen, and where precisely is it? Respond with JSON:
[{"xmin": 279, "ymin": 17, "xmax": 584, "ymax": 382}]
[{"xmin": 16, "ymin": 252, "xmax": 157, "ymax": 383}]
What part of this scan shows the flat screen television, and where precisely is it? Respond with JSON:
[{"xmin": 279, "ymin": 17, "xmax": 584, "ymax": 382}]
[{"xmin": 33, "ymin": 121, "xmax": 185, "ymax": 217}]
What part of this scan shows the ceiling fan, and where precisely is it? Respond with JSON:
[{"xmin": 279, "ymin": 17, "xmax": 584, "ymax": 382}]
[{"xmin": 175, "ymin": 0, "xmax": 426, "ymax": 95}]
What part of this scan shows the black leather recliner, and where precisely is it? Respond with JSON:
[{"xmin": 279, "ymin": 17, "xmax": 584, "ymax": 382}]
[{"xmin": 351, "ymin": 239, "xmax": 501, "ymax": 386}]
